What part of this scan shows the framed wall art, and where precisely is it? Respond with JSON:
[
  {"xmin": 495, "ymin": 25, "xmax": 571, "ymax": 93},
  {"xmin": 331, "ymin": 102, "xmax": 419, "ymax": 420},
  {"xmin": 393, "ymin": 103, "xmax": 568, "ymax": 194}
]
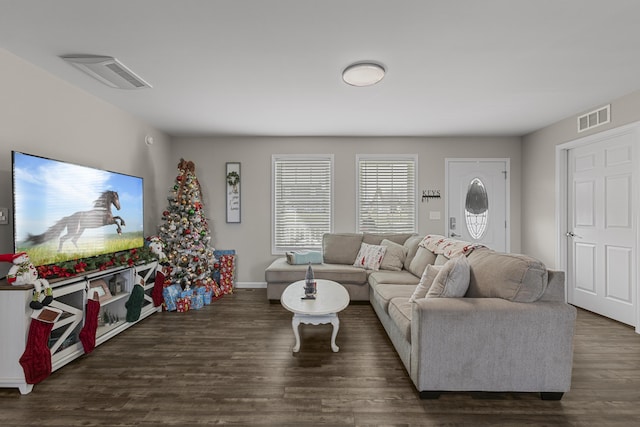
[{"xmin": 226, "ymin": 162, "xmax": 241, "ymax": 223}]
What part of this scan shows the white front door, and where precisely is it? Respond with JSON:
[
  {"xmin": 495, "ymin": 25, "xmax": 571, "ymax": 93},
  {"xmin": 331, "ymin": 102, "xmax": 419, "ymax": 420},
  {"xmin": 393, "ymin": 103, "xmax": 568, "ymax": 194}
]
[
  {"xmin": 445, "ymin": 159, "xmax": 509, "ymax": 252},
  {"xmin": 567, "ymin": 129, "xmax": 637, "ymax": 326}
]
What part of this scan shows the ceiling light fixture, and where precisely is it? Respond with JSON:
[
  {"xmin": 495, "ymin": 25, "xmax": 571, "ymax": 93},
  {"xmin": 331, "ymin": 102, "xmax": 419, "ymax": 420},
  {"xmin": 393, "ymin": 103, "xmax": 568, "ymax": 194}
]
[{"xmin": 342, "ymin": 62, "xmax": 386, "ymax": 87}]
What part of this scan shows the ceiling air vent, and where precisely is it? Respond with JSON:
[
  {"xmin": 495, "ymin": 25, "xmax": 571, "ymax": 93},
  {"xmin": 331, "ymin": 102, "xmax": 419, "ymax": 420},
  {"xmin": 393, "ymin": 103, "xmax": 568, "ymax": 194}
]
[
  {"xmin": 60, "ymin": 55, "xmax": 152, "ymax": 89},
  {"xmin": 577, "ymin": 104, "xmax": 610, "ymax": 133}
]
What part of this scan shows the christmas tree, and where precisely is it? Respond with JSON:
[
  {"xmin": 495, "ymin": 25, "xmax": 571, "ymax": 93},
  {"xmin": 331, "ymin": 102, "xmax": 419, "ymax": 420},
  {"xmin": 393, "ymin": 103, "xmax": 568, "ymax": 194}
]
[{"xmin": 158, "ymin": 159, "xmax": 220, "ymax": 295}]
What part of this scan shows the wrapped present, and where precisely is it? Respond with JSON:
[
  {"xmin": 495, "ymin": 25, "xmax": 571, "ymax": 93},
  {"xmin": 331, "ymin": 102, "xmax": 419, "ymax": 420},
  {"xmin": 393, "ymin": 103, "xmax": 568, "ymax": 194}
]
[
  {"xmin": 176, "ymin": 297, "xmax": 191, "ymax": 313},
  {"xmin": 196, "ymin": 286, "xmax": 206, "ymax": 295},
  {"xmin": 203, "ymin": 291, "xmax": 212, "ymax": 305},
  {"xmin": 192, "ymin": 294, "xmax": 204, "ymax": 310},
  {"xmin": 163, "ymin": 284, "xmax": 181, "ymax": 297},
  {"xmin": 213, "ymin": 281, "xmax": 223, "ymax": 297},
  {"xmin": 180, "ymin": 287, "xmax": 193, "ymax": 299},
  {"xmin": 214, "ymin": 250, "xmax": 236, "ymax": 296},
  {"xmin": 164, "ymin": 297, "xmax": 177, "ymax": 312},
  {"xmin": 162, "ymin": 284, "xmax": 182, "ymax": 312}
]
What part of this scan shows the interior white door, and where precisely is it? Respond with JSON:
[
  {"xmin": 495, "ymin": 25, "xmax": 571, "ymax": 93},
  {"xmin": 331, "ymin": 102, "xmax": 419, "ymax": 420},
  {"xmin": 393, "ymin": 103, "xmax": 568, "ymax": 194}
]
[
  {"xmin": 567, "ymin": 131, "xmax": 637, "ymax": 326},
  {"xmin": 446, "ymin": 159, "xmax": 508, "ymax": 252}
]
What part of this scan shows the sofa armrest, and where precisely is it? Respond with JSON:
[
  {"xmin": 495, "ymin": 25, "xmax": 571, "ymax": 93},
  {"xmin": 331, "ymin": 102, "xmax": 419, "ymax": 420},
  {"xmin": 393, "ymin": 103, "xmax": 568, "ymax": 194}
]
[{"xmin": 410, "ymin": 297, "xmax": 577, "ymax": 393}]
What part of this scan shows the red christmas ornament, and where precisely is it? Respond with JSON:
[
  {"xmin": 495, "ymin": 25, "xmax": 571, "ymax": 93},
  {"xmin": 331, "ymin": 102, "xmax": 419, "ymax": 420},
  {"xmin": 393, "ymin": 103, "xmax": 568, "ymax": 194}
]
[
  {"xmin": 184, "ymin": 229, "xmax": 191, "ymax": 235},
  {"xmin": 177, "ymin": 175, "xmax": 183, "ymax": 181}
]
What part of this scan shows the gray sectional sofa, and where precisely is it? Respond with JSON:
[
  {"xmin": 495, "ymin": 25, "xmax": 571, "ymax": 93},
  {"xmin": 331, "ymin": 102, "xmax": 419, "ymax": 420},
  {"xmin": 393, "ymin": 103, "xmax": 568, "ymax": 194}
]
[{"xmin": 265, "ymin": 232, "xmax": 577, "ymax": 400}]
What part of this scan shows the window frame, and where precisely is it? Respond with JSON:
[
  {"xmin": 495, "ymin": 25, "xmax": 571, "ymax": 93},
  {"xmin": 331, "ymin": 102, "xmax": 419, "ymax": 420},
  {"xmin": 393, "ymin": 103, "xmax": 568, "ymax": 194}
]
[
  {"xmin": 271, "ymin": 154, "xmax": 334, "ymax": 254},
  {"xmin": 355, "ymin": 154, "xmax": 418, "ymax": 234}
]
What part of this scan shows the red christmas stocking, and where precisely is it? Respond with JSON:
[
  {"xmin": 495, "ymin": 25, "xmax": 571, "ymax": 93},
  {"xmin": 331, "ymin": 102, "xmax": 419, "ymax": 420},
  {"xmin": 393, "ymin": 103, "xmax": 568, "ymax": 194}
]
[
  {"xmin": 152, "ymin": 270, "xmax": 165, "ymax": 307},
  {"xmin": 79, "ymin": 299, "xmax": 101, "ymax": 354},
  {"xmin": 19, "ymin": 318, "xmax": 54, "ymax": 384}
]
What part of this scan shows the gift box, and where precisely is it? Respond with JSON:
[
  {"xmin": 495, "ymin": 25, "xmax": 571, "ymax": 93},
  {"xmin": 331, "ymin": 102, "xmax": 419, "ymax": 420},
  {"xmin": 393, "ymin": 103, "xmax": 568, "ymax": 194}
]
[
  {"xmin": 214, "ymin": 250, "xmax": 236, "ymax": 296},
  {"xmin": 192, "ymin": 294, "xmax": 204, "ymax": 310},
  {"xmin": 164, "ymin": 297, "xmax": 177, "ymax": 312},
  {"xmin": 203, "ymin": 291, "xmax": 212, "ymax": 305},
  {"xmin": 162, "ymin": 284, "xmax": 182, "ymax": 312},
  {"xmin": 163, "ymin": 284, "xmax": 181, "ymax": 297},
  {"xmin": 212, "ymin": 281, "xmax": 223, "ymax": 297},
  {"xmin": 176, "ymin": 297, "xmax": 191, "ymax": 313}
]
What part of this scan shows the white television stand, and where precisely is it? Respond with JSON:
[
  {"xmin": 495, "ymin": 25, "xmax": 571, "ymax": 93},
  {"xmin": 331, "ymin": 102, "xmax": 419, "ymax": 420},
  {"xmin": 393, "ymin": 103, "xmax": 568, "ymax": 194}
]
[{"xmin": 0, "ymin": 261, "xmax": 160, "ymax": 394}]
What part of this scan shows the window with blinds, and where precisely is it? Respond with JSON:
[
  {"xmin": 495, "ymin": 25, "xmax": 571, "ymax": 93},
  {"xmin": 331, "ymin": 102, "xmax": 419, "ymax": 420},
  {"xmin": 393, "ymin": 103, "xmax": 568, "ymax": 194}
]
[
  {"xmin": 272, "ymin": 155, "xmax": 333, "ymax": 253},
  {"xmin": 357, "ymin": 155, "xmax": 417, "ymax": 233}
]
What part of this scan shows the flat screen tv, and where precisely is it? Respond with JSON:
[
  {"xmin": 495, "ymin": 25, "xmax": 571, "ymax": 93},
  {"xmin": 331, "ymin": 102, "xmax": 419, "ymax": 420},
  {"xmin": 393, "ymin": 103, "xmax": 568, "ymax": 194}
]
[{"xmin": 12, "ymin": 151, "xmax": 144, "ymax": 267}]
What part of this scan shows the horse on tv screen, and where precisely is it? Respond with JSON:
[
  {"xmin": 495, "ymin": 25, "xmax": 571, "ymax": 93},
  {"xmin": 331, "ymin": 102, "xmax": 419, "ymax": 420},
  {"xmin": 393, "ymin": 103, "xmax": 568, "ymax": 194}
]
[{"xmin": 12, "ymin": 152, "xmax": 144, "ymax": 267}]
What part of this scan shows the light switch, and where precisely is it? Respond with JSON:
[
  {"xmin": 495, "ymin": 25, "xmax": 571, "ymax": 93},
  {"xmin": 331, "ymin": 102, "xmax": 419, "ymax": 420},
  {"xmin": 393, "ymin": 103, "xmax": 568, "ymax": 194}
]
[
  {"xmin": 429, "ymin": 211, "xmax": 441, "ymax": 220},
  {"xmin": 0, "ymin": 207, "xmax": 8, "ymax": 225}
]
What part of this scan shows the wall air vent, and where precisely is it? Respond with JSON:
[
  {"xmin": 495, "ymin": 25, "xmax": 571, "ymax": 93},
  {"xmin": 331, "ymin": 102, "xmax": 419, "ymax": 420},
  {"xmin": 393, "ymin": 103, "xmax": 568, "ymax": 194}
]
[
  {"xmin": 60, "ymin": 54, "xmax": 152, "ymax": 89},
  {"xmin": 577, "ymin": 104, "xmax": 610, "ymax": 133}
]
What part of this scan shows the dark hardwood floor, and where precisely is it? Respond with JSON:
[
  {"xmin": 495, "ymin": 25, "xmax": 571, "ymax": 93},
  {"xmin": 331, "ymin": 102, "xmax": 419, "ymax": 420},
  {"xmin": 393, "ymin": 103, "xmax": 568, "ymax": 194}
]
[{"xmin": 1, "ymin": 288, "xmax": 639, "ymax": 426}]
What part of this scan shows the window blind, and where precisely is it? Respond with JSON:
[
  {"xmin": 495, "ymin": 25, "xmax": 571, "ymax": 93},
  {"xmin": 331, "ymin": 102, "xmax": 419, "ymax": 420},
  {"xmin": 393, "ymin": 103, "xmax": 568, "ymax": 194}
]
[
  {"xmin": 273, "ymin": 155, "xmax": 333, "ymax": 252},
  {"xmin": 357, "ymin": 155, "xmax": 417, "ymax": 233}
]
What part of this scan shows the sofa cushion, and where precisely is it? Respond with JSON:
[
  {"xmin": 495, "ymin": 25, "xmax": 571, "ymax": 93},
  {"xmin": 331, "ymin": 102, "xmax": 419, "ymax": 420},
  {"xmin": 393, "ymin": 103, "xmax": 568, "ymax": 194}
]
[
  {"xmin": 370, "ymin": 283, "xmax": 416, "ymax": 313},
  {"xmin": 409, "ymin": 264, "xmax": 442, "ymax": 302},
  {"xmin": 407, "ymin": 246, "xmax": 437, "ymax": 277},
  {"xmin": 322, "ymin": 233, "xmax": 363, "ymax": 264},
  {"xmin": 363, "ymin": 232, "xmax": 414, "ymax": 246},
  {"xmin": 368, "ymin": 270, "xmax": 421, "ymax": 288},
  {"xmin": 538, "ymin": 270, "xmax": 566, "ymax": 303},
  {"xmin": 388, "ymin": 297, "xmax": 412, "ymax": 343},
  {"xmin": 426, "ymin": 255, "xmax": 470, "ymax": 298},
  {"xmin": 466, "ymin": 249, "xmax": 548, "ymax": 302},
  {"xmin": 380, "ymin": 239, "xmax": 408, "ymax": 271},
  {"xmin": 353, "ymin": 242, "xmax": 386, "ymax": 270},
  {"xmin": 265, "ymin": 258, "xmax": 367, "ymax": 285},
  {"xmin": 403, "ymin": 235, "xmax": 423, "ymax": 271}
]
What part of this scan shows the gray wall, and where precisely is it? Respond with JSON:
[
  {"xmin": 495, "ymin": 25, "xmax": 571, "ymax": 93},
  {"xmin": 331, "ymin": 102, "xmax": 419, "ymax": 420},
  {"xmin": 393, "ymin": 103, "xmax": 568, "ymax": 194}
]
[
  {"xmin": 171, "ymin": 136, "xmax": 522, "ymax": 283},
  {"xmin": 0, "ymin": 48, "xmax": 171, "ymax": 276},
  {"xmin": 522, "ymin": 89, "xmax": 640, "ymax": 268}
]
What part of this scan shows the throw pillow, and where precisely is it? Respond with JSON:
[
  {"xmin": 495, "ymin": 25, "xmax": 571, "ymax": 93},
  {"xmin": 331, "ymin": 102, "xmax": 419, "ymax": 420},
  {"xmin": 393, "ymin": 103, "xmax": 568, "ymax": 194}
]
[
  {"xmin": 407, "ymin": 246, "xmax": 437, "ymax": 277},
  {"xmin": 403, "ymin": 235, "xmax": 423, "ymax": 270},
  {"xmin": 322, "ymin": 233, "xmax": 364, "ymax": 264},
  {"xmin": 409, "ymin": 264, "xmax": 442, "ymax": 302},
  {"xmin": 426, "ymin": 255, "xmax": 470, "ymax": 298},
  {"xmin": 380, "ymin": 239, "xmax": 408, "ymax": 271},
  {"xmin": 353, "ymin": 242, "xmax": 387, "ymax": 270}
]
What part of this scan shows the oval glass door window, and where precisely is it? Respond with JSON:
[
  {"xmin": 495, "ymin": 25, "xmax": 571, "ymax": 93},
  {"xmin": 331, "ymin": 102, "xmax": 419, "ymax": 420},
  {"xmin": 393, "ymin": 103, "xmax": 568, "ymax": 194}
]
[{"xmin": 465, "ymin": 178, "xmax": 488, "ymax": 240}]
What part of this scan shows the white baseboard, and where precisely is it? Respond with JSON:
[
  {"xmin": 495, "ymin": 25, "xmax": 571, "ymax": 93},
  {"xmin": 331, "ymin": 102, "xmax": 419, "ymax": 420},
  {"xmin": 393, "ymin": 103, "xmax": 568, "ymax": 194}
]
[{"xmin": 234, "ymin": 282, "xmax": 267, "ymax": 289}]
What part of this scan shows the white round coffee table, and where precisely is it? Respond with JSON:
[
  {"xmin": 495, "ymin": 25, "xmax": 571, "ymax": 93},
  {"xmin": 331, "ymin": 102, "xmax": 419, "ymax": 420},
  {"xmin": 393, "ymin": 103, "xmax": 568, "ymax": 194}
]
[{"xmin": 281, "ymin": 279, "xmax": 350, "ymax": 352}]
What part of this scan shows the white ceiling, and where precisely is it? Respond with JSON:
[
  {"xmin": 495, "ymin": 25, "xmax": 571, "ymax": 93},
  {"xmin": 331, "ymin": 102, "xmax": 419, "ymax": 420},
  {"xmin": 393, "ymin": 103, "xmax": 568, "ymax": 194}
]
[{"xmin": 2, "ymin": 0, "xmax": 640, "ymax": 138}]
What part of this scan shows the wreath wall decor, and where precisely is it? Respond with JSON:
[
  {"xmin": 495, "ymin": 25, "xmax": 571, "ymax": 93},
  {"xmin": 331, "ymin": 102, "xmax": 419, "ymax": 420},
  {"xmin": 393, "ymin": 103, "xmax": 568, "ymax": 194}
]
[{"xmin": 226, "ymin": 171, "xmax": 240, "ymax": 188}]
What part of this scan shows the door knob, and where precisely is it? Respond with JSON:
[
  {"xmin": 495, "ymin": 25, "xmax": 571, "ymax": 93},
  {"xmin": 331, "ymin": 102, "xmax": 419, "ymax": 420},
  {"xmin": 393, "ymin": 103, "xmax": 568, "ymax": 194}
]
[
  {"xmin": 566, "ymin": 231, "xmax": 582, "ymax": 238},
  {"xmin": 450, "ymin": 232, "xmax": 461, "ymax": 238}
]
